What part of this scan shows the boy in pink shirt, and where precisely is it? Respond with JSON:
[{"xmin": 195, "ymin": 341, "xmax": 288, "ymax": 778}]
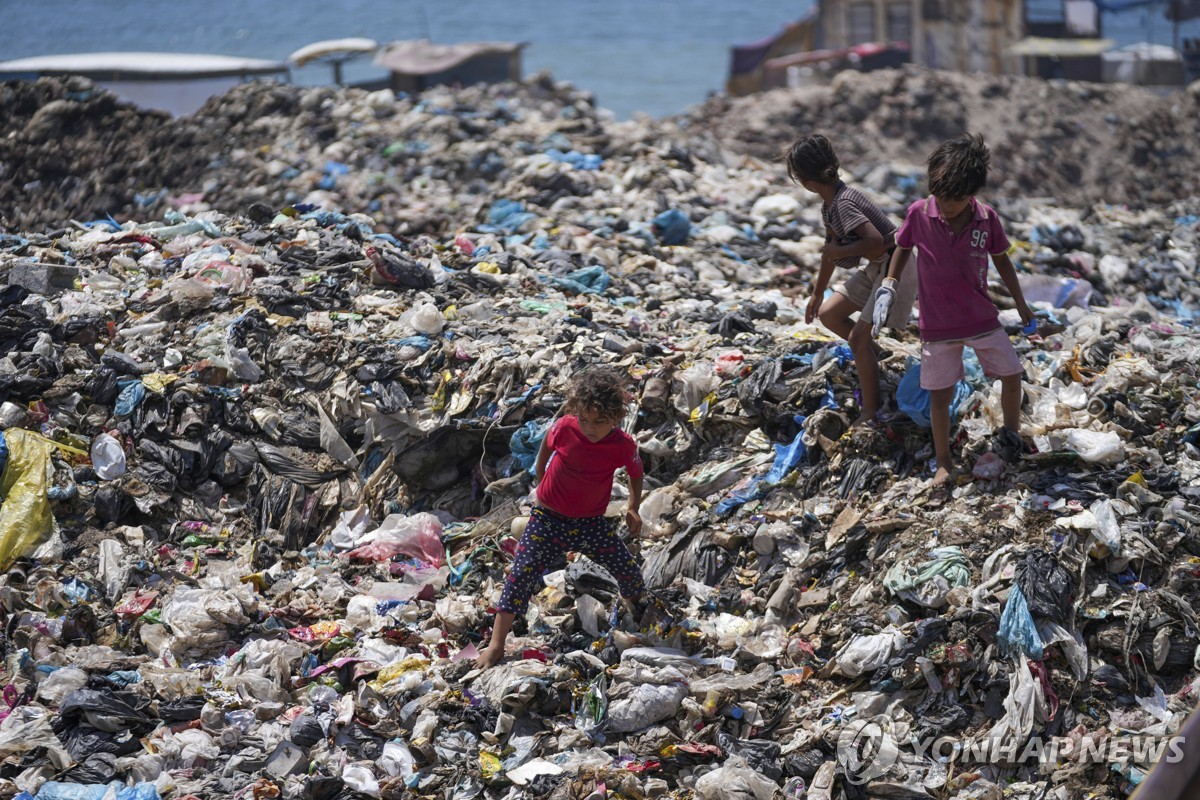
[
  {"xmin": 872, "ymin": 134, "xmax": 1034, "ymax": 495},
  {"xmin": 477, "ymin": 366, "xmax": 645, "ymax": 669}
]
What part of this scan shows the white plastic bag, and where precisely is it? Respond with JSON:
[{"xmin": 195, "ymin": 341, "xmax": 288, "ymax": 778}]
[
  {"xmin": 1065, "ymin": 428, "xmax": 1125, "ymax": 464},
  {"xmin": 37, "ymin": 667, "xmax": 89, "ymax": 704},
  {"xmin": 695, "ymin": 755, "xmax": 781, "ymax": 800},
  {"xmin": 606, "ymin": 682, "xmax": 687, "ymax": 733},
  {"xmin": 409, "ymin": 302, "xmax": 444, "ymax": 335},
  {"xmin": 834, "ymin": 627, "xmax": 907, "ymax": 677},
  {"xmin": 984, "ymin": 658, "xmax": 1048, "ymax": 749},
  {"xmin": 1089, "ymin": 499, "xmax": 1122, "ymax": 556}
]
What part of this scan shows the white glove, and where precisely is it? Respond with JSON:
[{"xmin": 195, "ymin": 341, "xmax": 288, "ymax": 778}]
[{"xmin": 871, "ymin": 277, "xmax": 898, "ymax": 337}]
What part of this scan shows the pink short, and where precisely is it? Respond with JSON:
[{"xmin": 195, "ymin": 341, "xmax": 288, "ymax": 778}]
[{"xmin": 920, "ymin": 327, "xmax": 1022, "ymax": 391}]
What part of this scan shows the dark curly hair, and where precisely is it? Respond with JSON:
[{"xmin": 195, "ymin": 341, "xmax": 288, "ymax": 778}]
[
  {"xmin": 784, "ymin": 133, "xmax": 840, "ymax": 184},
  {"xmin": 563, "ymin": 366, "xmax": 630, "ymax": 422},
  {"xmin": 927, "ymin": 133, "xmax": 991, "ymax": 199}
]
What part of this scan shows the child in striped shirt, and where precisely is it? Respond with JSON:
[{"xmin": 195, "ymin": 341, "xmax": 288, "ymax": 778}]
[{"xmin": 785, "ymin": 133, "xmax": 918, "ymax": 426}]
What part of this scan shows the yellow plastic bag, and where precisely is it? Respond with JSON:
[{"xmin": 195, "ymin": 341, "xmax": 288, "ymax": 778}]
[{"xmin": 0, "ymin": 429, "xmax": 55, "ymax": 570}]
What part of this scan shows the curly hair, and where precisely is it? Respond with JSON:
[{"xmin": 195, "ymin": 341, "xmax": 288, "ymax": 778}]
[
  {"xmin": 784, "ymin": 133, "xmax": 841, "ymax": 184},
  {"xmin": 927, "ymin": 133, "xmax": 991, "ymax": 199},
  {"xmin": 563, "ymin": 366, "xmax": 630, "ymax": 422}
]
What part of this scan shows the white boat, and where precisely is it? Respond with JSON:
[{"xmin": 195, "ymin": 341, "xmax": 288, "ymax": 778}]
[{"xmin": 0, "ymin": 52, "xmax": 290, "ymax": 115}]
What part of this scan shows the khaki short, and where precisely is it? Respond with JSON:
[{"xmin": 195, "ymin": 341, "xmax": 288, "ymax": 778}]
[{"xmin": 832, "ymin": 251, "xmax": 919, "ymax": 329}]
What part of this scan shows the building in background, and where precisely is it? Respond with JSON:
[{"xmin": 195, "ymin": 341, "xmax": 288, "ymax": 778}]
[
  {"xmin": 728, "ymin": 0, "xmax": 1193, "ymax": 93},
  {"xmin": 369, "ymin": 41, "xmax": 525, "ymax": 95}
]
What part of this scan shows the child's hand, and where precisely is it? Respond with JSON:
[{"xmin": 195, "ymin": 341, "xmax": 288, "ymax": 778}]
[
  {"xmin": 1016, "ymin": 301, "xmax": 1034, "ymax": 326},
  {"xmin": 625, "ymin": 509, "xmax": 642, "ymax": 536},
  {"xmin": 805, "ymin": 292, "xmax": 822, "ymax": 325},
  {"xmin": 871, "ymin": 278, "xmax": 898, "ymax": 337}
]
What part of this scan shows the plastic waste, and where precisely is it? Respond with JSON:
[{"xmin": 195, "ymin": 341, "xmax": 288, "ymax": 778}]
[
  {"xmin": 509, "ymin": 419, "xmax": 551, "ymax": 477},
  {"xmin": 30, "ymin": 784, "xmax": 158, "ymax": 800},
  {"xmin": 652, "ymin": 209, "xmax": 691, "ymax": 245},
  {"xmin": 606, "ymin": 682, "xmax": 687, "ymax": 734},
  {"xmin": 833, "ymin": 627, "xmax": 907, "ymax": 677},
  {"xmin": 883, "ymin": 546, "xmax": 971, "ymax": 608},
  {"xmin": 0, "ymin": 429, "xmax": 55, "ymax": 570},
  {"xmin": 1019, "ymin": 273, "xmax": 1093, "ymax": 309},
  {"xmin": 695, "ymin": 755, "xmax": 781, "ymax": 800},
  {"xmin": 997, "ymin": 584, "xmax": 1045, "ymax": 659},
  {"xmin": 896, "ymin": 362, "xmax": 974, "ymax": 427},
  {"xmin": 90, "ymin": 433, "xmax": 127, "ymax": 480},
  {"xmin": 1064, "ymin": 428, "xmax": 1125, "ymax": 464},
  {"xmin": 345, "ymin": 513, "xmax": 445, "ymax": 566}
]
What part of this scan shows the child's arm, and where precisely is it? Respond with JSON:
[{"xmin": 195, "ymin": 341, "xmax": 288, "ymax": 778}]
[
  {"xmin": 885, "ymin": 245, "xmax": 912, "ymax": 282},
  {"xmin": 823, "ymin": 221, "xmax": 886, "ymax": 262},
  {"xmin": 807, "ymin": 251, "xmax": 837, "ymax": 324},
  {"xmin": 992, "ymin": 252, "xmax": 1034, "ymax": 325},
  {"xmin": 534, "ymin": 435, "xmax": 552, "ymax": 484},
  {"xmin": 625, "ymin": 471, "xmax": 643, "ymax": 536}
]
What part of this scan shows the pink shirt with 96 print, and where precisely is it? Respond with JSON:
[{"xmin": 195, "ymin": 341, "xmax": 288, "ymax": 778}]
[{"xmin": 895, "ymin": 196, "xmax": 1012, "ymax": 343}]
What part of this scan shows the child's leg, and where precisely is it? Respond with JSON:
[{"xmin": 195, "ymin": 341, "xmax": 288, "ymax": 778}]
[
  {"xmin": 929, "ymin": 386, "xmax": 955, "ymax": 488},
  {"xmin": 817, "ymin": 291, "xmax": 860, "ymax": 340},
  {"xmin": 919, "ymin": 339, "xmax": 966, "ymax": 490},
  {"xmin": 848, "ymin": 319, "xmax": 880, "ymax": 424},
  {"xmin": 575, "ymin": 517, "xmax": 645, "ymax": 606},
  {"xmin": 999, "ymin": 373, "xmax": 1022, "ymax": 433},
  {"xmin": 966, "ymin": 329, "xmax": 1025, "ymax": 435},
  {"xmin": 477, "ymin": 509, "xmax": 564, "ymax": 668}
]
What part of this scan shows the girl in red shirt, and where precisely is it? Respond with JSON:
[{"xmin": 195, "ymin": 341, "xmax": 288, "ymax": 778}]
[{"xmin": 477, "ymin": 367, "xmax": 645, "ymax": 669}]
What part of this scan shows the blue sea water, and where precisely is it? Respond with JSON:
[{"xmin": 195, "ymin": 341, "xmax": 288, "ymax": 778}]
[{"xmin": 0, "ymin": 1, "xmax": 1196, "ymax": 118}]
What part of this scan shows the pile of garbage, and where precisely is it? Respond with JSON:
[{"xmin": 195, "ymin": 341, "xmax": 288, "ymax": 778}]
[
  {"xmin": 0, "ymin": 72, "xmax": 1197, "ymax": 800},
  {"xmin": 687, "ymin": 66, "xmax": 1200, "ymax": 209},
  {"xmin": 4, "ymin": 68, "xmax": 1200, "ymax": 232}
]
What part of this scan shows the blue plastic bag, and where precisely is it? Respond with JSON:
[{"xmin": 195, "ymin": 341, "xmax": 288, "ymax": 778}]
[
  {"xmin": 716, "ymin": 416, "xmax": 808, "ymax": 516},
  {"xmin": 546, "ymin": 265, "xmax": 611, "ymax": 295},
  {"xmin": 997, "ymin": 583, "xmax": 1044, "ymax": 659},
  {"xmin": 896, "ymin": 364, "xmax": 973, "ymax": 428},
  {"xmin": 651, "ymin": 209, "xmax": 691, "ymax": 245},
  {"xmin": 0, "ymin": 430, "xmax": 8, "ymax": 476},
  {"xmin": 114, "ymin": 381, "xmax": 146, "ymax": 419},
  {"xmin": 479, "ymin": 199, "xmax": 536, "ymax": 235},
  {"xmin": 509, "ymin": 420, "xmax": 552, "ymax": 476},
  {"xmin": 35, "ymin": 783, "xmax": 159, "ymax": 800}
]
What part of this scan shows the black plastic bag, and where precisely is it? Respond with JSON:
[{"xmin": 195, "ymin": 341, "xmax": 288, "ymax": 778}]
[
  {"xmin": 708, "ymin": 312, "xmax": 755, "ymax": 339},
  {"xmin": 737, "ymin": 358, "xmax": 783, "ymax": 416},
  {"xmin": 1015, "ymin": 549, "xmax": 1075, "ymax": 623},
  {"xmin": 717, "ymin": 731, "xmax": 783, "ymax": 780}
]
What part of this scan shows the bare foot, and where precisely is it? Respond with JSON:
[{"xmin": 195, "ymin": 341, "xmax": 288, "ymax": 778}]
[
  {"xmin": 474, "ymin": 643, "xmax": 504, "ymax": 670},
  {"xmin": 851, "ymin": 411, "xmax": 879, "ymax": 429},
  {"xmin": 931, "ymin": 466, "xmax": 952, "ymax": 489}
]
